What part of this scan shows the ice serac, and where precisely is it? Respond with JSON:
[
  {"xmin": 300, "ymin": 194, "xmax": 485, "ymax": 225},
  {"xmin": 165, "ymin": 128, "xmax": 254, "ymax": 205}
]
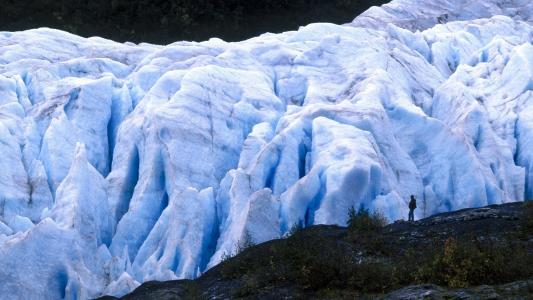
[
  {"xmin": 1, "ymin": 0, "xmax": 533, "ymax": 298},
  {"xmin": 0, "ymin": 218, "xmax": 109, "ymax": 300},
  {"xmin": 130, "ymin": 187, "xmax": 216, "ymax": 281},
  {"xmin": 47, "ymin": 143, "xmax": 111, "ymax": 246}
]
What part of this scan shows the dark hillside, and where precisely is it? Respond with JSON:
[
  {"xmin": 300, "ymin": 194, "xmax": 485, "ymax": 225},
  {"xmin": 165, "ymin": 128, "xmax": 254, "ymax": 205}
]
[
  {"xmin": 0, "ymin": 0, "xmax": 387, "ymax": 44},
  {"xmin": 102, "ymin": 202, "xmax": 533, "ymax": 299}
]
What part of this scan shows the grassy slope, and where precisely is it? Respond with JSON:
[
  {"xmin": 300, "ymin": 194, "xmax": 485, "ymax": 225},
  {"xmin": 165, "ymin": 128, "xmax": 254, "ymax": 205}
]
[{"xmin": 104, "ymin": 202, "xmax": 533, "ymax": 299}]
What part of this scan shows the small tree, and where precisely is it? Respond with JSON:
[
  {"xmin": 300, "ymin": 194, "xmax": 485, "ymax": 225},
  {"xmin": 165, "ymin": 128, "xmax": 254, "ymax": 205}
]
[
  {"xmin": 237, "ymin": 230, "xmax": 255, "ymax": 254},
  {"xmin": 284, "ymin": 222, "xmax": 303, "ymax": 238},
  {"xmin": 220, "ymin": 251, "xmax": 233, "ymax": 262},
  {"xmin": 347, "ymin": 206, "xmax": 387, "ymax": 233}
]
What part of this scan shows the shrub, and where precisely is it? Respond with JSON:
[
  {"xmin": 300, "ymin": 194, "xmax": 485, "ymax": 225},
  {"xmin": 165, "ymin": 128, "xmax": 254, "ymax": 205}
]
[
  {"xmin": 237, "ymin": 230, "xmax": 255, "ymax": 254},
  {"xmin": 220, "ymin": 230, "xmax": 255, "ymax": 264},
  {"xmin": 422, "ymin": 237, "xmax": 481, "ymax": 288},
  {"xmin": 347, "ymin": 207, "xmax": 387, "ymax": 233},
  {"xmin": 415, "ymin": 237, "xmax": 533, "ymax": 288},
  {"xmin": 279, "ymin": 229, "xmax": 392, "ymax": 292},
  {"xmin": 218, "ymin": 205, "xmax": 533, "ymax": 297},
  {"xmin": 219, "ymin": 232, "xmax": 257, "ymax": 280},
  {"xmin": 284, "ymin": 222, "xmax": 304, "ymax": 238},
  {"xmin": 347, "ymin": 260, "xmax": 397, "ymax": 293},
  {"xmin": 220, "ymin": 251, "xmax": 233, "ymax": 263},
  {"xmin": 283, "ymin": 234, "xmax": 345, "ymax": 290}
]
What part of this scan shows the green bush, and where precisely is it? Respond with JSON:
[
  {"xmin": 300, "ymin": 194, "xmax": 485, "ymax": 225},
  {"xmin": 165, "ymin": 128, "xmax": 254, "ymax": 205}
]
[
  {"xmin": 218, "ymin": 204, "xmax": 533, "ymax": 297},
  {"xmin": 347, "ymin": 207, "xmax": 387, "ymax": 233},
  {"xmin": 346, "ymin": 260, "xmax": 397, "ymax": 293},
  {"xmin": 273, "ymin": 228, "xmax": 392, "ymax": 292},
  {"xmin": 282, "ymin": 234, "xmax": 346, "ymax": 290},
  {"xmin": 415, "ymin": 237, "xmax": 533, "ymax": 288}
]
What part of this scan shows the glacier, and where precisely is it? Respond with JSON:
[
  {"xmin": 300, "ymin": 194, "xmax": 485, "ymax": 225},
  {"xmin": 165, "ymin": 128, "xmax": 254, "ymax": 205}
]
[{"xmin": 0, "ymin": 0, "xmax": 532, "ymax": 298}]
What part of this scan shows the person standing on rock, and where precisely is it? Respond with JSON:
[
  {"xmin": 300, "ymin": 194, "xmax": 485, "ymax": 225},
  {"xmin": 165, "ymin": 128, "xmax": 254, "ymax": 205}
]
[{"xmin": 408, "ymin": 195, "xmax": 417, "ymax": 222}]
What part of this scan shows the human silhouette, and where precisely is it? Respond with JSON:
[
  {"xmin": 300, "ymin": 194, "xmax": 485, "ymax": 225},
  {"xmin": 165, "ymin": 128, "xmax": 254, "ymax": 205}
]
[{"xmin": 408, "ymin": 195, "xmax": 417, "ymax": 222}]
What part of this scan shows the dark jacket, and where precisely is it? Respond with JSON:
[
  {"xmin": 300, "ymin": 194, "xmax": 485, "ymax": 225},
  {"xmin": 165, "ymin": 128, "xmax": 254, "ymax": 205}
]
[{"xmin": 409, "ymin": 198, "xmax": 417, "ymax": 210}]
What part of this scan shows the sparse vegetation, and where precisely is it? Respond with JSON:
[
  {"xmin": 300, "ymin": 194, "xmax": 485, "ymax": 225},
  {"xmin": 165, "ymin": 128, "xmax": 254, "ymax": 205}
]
[
  {"xmin": 183, "ymin": 281, "xmax": 202, "ymax": 299},
  {"xmin": 285, "ymin": 222, "xmax": 304, "ymax": 238},
  {"xmin": 347, "ymin": 206, "xmax": 387, "ymax": 233},
  {"xmin": 220, "ymin": 251, "xmax": 233, "ymax": 263},
  {"xmin": 237, "ymin": 230, "xmax": 256, "ymax": 254},
  {"xmin": 217, "ymin": 204, "xmax": 533, "ymax": 298},
  {"xmin": 122, "ymin": 203, "xmax": 533, "ymax": 299},
  {"xmin": 414, "ymin": 237, "xmax": 533, "ymax": 288},
  {"xmin": 219, "ymin": 230, "xmax": 256, "ymax": 263}
]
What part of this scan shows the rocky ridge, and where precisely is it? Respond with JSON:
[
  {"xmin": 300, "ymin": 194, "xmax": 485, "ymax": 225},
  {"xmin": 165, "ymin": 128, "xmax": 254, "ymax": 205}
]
[{"xmin": 105, "ymin": 202, "xmax": 533, "ymax": 299}]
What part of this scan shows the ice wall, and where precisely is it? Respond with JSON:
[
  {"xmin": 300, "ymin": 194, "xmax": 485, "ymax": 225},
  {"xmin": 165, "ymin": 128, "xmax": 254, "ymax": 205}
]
[{"xmin": 0, "ymin": 1, "xmax": 532, "ymax": 298}]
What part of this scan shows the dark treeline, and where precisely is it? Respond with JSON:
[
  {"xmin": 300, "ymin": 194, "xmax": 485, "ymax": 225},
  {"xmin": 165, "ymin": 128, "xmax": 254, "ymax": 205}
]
[{"xmin": 0, "ymin": 0, "xmax": 387, "ymax": 44}]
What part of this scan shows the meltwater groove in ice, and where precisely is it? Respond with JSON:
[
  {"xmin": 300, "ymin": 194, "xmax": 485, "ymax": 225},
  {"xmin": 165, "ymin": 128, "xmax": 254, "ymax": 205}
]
[{"xmin": 0, "ymin": 0, "xmax": 532, "ymax": 298}]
